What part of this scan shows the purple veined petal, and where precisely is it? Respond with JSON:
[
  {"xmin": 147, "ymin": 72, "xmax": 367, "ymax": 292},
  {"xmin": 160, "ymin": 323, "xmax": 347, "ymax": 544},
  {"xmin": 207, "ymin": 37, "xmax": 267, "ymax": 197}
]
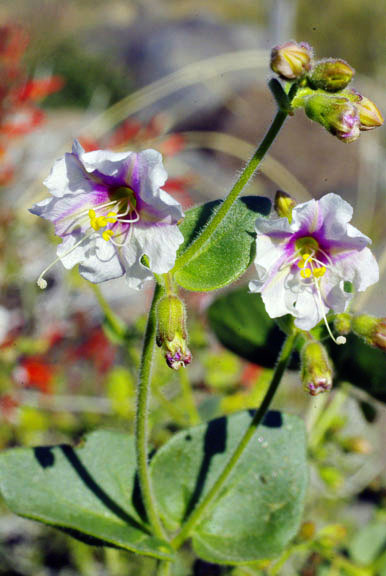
[
  {"xmin": 30, "ymin": 190, "xmax": 111, "ymax": 237},
  {"xmin": 291, "ymin": 198, "xmax": 323, "ymax": 236}
]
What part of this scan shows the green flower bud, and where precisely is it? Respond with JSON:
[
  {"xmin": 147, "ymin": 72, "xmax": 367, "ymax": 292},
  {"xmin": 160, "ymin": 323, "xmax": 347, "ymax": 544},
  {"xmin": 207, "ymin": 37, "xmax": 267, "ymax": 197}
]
[
  {"xmin": 352, "ymin": 314, "xmax": 386, "ymax": 352},
  {"xmin": 274, "ymin": 190, "xmax": 296, "ymax": 222},
  {"xmin": 156, "ymin": 295, "xmax": 192, "ymax": 370},
  {"xmin": 308, "ymin": 59, "xmax": 354, "ymax": 92},
  {"xmin": 301, "ymin": 341, "xmax": 333, "ymax": 396},
  {"xmin": 334, "ymin": 313, "xmax": 352, "ymax": 336},
  {"xmin": 305, "ymin": 93, "xmax": 360, "ymax": 142},
  {"xmin": 344, "ymin": 89, "xmax": 384, "ymax": 131},
  {"xmin": 270, "ymin": 40, "xmax": 313, "ymax": 80}
]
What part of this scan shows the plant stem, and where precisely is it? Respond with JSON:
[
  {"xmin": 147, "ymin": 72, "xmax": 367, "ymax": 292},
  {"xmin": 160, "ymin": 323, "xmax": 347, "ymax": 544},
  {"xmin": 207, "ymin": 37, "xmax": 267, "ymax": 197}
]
[
  {"xmin": 136, "ymin": 282, "xmax": 167, "ymax": 540},
  {"xmin": 171, "ymin": 331, "xmax": 299, "ymax": 549},
  {"xmin": 173, "ymin": 90, "xmax": 296, "ymax": 273}
]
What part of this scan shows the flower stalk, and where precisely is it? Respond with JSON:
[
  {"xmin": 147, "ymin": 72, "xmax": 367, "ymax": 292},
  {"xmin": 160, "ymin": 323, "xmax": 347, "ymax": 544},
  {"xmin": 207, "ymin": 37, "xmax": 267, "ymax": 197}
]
[
  {"xmin": 172, "ymin": 83, "xmax": 299, "ymax": 273},
  {"xmin": 171, "ymin": 331, "xmax": 299, "ymax": 550},
  {"xmin": 136, "ymin": 282, "xmax": 167, "ymax": 539}
]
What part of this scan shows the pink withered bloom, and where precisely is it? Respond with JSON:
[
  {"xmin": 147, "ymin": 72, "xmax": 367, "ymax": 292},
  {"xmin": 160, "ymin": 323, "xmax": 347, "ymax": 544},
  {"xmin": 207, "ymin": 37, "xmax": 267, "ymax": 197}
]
[
  {"xmin": 249, "ymin": 193, "xmax": 379, "ymax": 342},
  {"xmin": 30, "ymin": 141, "xmax": 184, "ymax": 289}
]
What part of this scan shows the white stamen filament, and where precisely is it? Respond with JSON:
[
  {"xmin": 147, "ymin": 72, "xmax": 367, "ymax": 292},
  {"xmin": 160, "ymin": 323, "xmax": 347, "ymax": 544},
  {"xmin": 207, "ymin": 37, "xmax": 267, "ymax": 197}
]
[
  {"xmin": 310, "ymin": 261, "xmax": 346, "ymax": 346},
  {"xmin": 37, "ymin": 230, "xmax": 95, "ymax": 290}
]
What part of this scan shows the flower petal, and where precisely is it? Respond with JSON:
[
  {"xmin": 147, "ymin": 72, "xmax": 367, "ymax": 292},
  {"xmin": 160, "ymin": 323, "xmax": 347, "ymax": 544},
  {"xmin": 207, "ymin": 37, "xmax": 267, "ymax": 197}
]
[
  {"xmin": 43, "ymin": 151, "xmax": 93, "ymax": 197},
  {"xmin": 132, "ymin": 224, "xmax": 184, "ymax": 275},
  {"xmin": 56, "ymin": 233, "xmax": 124, "ymax": 283},
  {"xmin": 318, "ymin": 193, "xmax": 353, "ymax": 238},
  {"xmin": 137, "ymin": 149, "xmax": 184, "ymax": 224}
]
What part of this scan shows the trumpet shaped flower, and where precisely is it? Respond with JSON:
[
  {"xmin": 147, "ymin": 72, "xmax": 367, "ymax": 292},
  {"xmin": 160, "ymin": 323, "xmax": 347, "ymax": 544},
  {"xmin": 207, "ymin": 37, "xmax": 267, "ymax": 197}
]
[
  {"xmin": 249, "ymin": 193, "xmax": 379, "ymax": 339},
  {"xmin": 30, "ymin": 141, "xmax": 184, "ymax": 289}
]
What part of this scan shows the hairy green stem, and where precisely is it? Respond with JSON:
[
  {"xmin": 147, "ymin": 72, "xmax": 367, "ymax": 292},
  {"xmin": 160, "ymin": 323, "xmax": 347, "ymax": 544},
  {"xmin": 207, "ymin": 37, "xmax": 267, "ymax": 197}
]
[
  {"xmin": 173, "ymin": 85, "xmax": 297, "ymax": 273},
  {"xmin": 136, "ymin": 283, "xmax": 167, "ymax": 539},
  {"xmin": 171, "ymin": 332, "xmax": 299, "ymax": 549}
]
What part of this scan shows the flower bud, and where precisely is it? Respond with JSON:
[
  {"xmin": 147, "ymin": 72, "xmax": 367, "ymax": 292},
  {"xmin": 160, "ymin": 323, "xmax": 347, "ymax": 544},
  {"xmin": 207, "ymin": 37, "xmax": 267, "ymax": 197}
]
[
  {"xmin": 274, "ymin": 190, "xmax": 296, "ymax": 222},
  {"xmin": 352, "ymin": 314, "xmax": 386, "ymax": 352},
  {"xmin": 270, "ymin": 40, "xmax": 312, "ymax": 80},
  {"xmin": 308, "ymin": 59, "xmax": 354, "ymax": 92},
  {"xmin": 301, "ymin": 341, "xmax": 333, "ymax": 396},
  {"xmin": 344, "ymin": 89, "xmax": 384, "ymax": 131},
  {"xmin": 305, "ymin": 93, "xmax": 360, "ymax": 142},
  {"xmin": 156, "ymin": 295, "xmax": 192, "ymax": 370},
  {"xmin": 334, "ymin": 313, "xmax": 352, "ymax": 336}
]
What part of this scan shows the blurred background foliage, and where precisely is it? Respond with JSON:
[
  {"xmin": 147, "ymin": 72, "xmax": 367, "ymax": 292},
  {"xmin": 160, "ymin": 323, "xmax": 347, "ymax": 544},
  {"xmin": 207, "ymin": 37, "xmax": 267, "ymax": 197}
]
[{"xmin": 0, "ymin": 0, "xmax": 385, "ymax": 575}]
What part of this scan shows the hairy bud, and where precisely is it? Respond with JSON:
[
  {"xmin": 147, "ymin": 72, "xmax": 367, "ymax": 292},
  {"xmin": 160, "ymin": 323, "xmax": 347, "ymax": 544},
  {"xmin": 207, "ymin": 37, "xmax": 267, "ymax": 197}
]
[
  {"xmin": 274, "ymin": 190, "xmax": 296, "ymax": 222},
  {"xmin": 305, "ymin": 93, "xmax": 360, "ymax": 142},
  {"xmin": 156, "ymin": 295, "xmax": 192, "ymax": 370},
  {"xmin": 344, "ymin": 89, "xmax": 384, "ymax": 131},
  {"xmin": 308, "ymin": 59, "xmax": 354, "ymax": 92},
  {"xmin": 301, "ymin": 341, "xmax": 333, "ymax": 396},
  {"xmin": 334, "ymin": 313, "xmax": 352, "ymax": 336},
  {"xmin": 270, "ymin": 40, "xmax": 312, "ymax": 80},
  {"xmin": 352, "ymin": 314, "xmax": 386, "ymax": 352}
]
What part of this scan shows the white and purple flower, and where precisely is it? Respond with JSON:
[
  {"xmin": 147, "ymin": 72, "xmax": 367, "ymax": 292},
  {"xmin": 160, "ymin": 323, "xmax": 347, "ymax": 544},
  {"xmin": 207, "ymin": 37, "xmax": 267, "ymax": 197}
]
[
  {"xmin": 30, "ymin": 141, "xmax": 184, "ymax": 289},
  {"xmin": 249, "ymin": 193, "xmax": 379, "ymax": 340}
]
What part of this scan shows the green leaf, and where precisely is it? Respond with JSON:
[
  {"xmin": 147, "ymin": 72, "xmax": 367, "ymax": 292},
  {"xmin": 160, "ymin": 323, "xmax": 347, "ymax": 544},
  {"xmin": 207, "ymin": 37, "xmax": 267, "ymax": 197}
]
[
  {"xmin": 207, "ymin": 285, "xmax": 286, "ymax": 367},
  {"xmin": 327, "ymin": 333, "xmax": 386, "ymax": 403},
  {"xmin": 0, "ymin": 430, "xmax": 173, "ymax": 560},
  {"xmin": 151, "ymin": 410, "xmax": 307, "ymax": 564},
  {"xmin": 175, "ymin": 196, "xmax": 271, "ymax": 292}
]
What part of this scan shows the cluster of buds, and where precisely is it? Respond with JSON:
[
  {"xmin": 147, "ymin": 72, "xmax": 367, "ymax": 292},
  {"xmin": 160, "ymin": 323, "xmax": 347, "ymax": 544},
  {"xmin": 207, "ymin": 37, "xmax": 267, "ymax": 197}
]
[
  {"xmin": 270, "ymin": 40, "xmax": 383, "ymax": 142},
  {"xmin": 301, "ymin": 341, "xmax": 333, "ymax": 396},
  {"xmin": 156, "ymin": 294, "xmax": 192, "ymax": 370}
]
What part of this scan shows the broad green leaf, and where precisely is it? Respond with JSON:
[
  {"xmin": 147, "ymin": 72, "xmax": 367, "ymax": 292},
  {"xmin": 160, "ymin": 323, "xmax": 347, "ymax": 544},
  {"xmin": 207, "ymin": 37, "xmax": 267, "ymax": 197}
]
[
  {"xmin": 152, "ymin": 410, "xmax": 307, "ymax": 564},
  {"xmin": 175, "ymin": 196, "xmax": 271, "ymax": 291},
  {"xmin": 207, "ymin": 285, "xmax": 286, "ymax": 367},
  {"xmin": 0, "ymin": 430, "xmax": 173, "ymax": 560}
]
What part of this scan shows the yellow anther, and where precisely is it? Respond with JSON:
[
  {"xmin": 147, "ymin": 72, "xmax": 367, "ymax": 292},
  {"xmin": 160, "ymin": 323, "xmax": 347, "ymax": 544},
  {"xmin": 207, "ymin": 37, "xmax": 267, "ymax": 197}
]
[
  {"xmin": 297, "ymin": 259, "xmax": 306, "ymax": 269},
  {"xmin": 95, "ymin": 216, "xmax": 107, "ymax": 227},
  {"xmin": 102, "ymin": 229, "xmax": 114, "ymax": 242},
  {"xmin": 88, "ymin": 209, "xmax": 96, "ymax": 219},
  {"xmin": 301, "ymin": 268, "xmax": 311, "ymax": 279},
  {"xmin": 302, "ymin": 253, "xmax": 311, "ymax": 260},
  {"xmin": 313, "ymin": 266, "xmax": 326, "ymax": 278},
  {"xmin": 106, "ymin": 212, "xmax": 117, "ymax": 223}
]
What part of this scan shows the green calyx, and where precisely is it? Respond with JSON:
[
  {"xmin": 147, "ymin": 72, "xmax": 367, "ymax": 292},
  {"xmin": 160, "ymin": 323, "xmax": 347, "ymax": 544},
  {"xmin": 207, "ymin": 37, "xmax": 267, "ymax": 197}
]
[
  {"xmin": 308, "ymin": 59, "xmax": 354, "ymax": 92},
  {"xmin": 301, "ymin": 341, "xmax": 333, "ymax": 396},
  {"xmin": 156, "ymin": 295, "xmax": 192, "ymax": 370}
]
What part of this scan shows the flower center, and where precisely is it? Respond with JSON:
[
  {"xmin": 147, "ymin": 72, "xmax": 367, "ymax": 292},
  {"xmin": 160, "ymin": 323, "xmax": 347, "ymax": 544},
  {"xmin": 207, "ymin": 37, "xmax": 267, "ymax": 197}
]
[
  {"xmin": 37, "ymin": 188, "xmax": 139, "ymax": 289},
  {"xmin": 86, "ymin": 187, "xmax": 139, "ymax": 244},
  {"xmin": 289, "ymin": 236, "xmax": 346, "ymax": 345},
  {"xmin": 294, "ymin": 237, "xmax": 326, "ymax": 279}
]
